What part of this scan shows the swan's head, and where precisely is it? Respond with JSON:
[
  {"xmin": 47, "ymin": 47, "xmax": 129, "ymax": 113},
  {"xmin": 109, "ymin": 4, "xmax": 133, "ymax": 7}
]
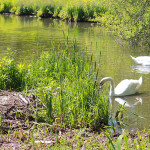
[
  {"xmin": 100, "ymin": 80, "xmax": 104, "ymax": 89},
  {"xmin": 99, "ymin": 77, "xmax": 113, "ymax": 89}
]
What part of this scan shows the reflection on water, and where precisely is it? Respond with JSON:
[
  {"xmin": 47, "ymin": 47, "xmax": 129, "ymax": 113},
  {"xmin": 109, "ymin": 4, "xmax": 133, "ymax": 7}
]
[
  {"xmin": 0, "ymin": 14, "xmax": 150, "ymax": 131},
  {"xmin": 109, "ymin": 95, "xmax": 149, "ymax": 131},
  {"xmin": 110, "ymin": 96, "xmax": 142, "ymax": 107},
  {"xmin": 132, "ymin": 65, "xmax": 150, "ymax": 74}
]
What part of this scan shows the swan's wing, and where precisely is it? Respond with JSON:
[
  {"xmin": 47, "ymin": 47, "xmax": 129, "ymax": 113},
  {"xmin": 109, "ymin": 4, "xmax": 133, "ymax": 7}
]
[{"xmin": 115, "ymin": 79, "xmax": 142, "ymax": 96}]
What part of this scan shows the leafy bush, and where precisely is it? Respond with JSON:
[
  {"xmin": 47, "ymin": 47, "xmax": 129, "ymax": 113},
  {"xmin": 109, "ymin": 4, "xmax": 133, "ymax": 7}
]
[
  {"xmin": 37, "ymin": 4, "xmax": 55, "ymax": 18},
  {"xmin": 101, "ymin": 0, "xmax": 150, "ymax": 46}
]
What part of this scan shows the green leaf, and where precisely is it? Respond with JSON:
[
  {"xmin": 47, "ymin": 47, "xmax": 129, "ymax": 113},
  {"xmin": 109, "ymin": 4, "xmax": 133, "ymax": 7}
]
[
  {"xmin": 101, "ymin": 129, "xmax": 115, "ymax": 150},
  {"xmin": 116, "ymin": 134, "xmax": 124, "ymax": 150},
  {"xmin": 123, "ymin": 134, "xmax": 129, "ymax": 150}
]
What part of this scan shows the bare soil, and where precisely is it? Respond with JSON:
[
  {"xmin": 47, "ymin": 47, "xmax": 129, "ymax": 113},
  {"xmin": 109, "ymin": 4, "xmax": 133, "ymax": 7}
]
[{"xmin": 0, "ymin": 90, "xmax": 36, "ymax": 149}]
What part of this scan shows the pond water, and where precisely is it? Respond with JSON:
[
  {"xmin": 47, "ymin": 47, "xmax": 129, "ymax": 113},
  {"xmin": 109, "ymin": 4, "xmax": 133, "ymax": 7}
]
[{"xmin": 0, "ymin": 14, "xmax": 150, "ymax": 131}]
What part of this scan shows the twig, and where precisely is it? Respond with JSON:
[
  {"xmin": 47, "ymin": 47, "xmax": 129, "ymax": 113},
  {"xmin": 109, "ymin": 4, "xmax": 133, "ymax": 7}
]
[{"xmin": 19, "ymin": 94, "xmax": 29, "ymax": 105}]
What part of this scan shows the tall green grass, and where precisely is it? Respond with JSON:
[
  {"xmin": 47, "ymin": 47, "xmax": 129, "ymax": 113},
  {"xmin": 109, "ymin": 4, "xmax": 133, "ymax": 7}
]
[
  {"xmin": 0, "ymin": 57, "xmax": 26, "ymax": 91},
  {"xmin": 0, "ymin": 39, "xmax": 109, "ymax": 130}
]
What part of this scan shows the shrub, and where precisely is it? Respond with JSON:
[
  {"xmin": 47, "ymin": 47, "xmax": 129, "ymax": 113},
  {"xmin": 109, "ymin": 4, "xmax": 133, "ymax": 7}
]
[
  {"xmin": 0, "ymin": 1, "xmax": 12, "ymax": 13},
  {"xmin": 15, "ymin": 5, "xmax": 35, "ymax": 15},
  {"xmin": 0, "ymin": 57, "xmax": 26, "ymax": 91}
]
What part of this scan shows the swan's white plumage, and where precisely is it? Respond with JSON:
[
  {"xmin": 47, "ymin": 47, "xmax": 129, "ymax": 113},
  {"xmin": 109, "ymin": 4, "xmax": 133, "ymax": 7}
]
[
  {"xmin": 100, "ymin": 76, "xmax": 142, "ymax": 97},
  {"xmin": 131, "ymin": 55, "xmax": 150, "ymax": 66}
]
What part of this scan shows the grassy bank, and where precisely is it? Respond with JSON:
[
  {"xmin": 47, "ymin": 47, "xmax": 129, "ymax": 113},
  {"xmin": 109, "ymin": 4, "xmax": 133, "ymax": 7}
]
[
  {"xmin": 0, "ymin": 37, "xmax": 150, "ymax": 150},
  {"xmin": 0, "ymin": 0, "xmax": 107, "ymax": 22},
  {"xmin": 0, "ymin": 39, "xmax": 109, "ymax": 130}
]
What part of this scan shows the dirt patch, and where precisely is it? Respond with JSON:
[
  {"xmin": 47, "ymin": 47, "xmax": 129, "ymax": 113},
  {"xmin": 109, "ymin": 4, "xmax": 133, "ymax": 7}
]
[{"xmin": 0, "ymin": 90, "xmax": 34, "ymax": 134}]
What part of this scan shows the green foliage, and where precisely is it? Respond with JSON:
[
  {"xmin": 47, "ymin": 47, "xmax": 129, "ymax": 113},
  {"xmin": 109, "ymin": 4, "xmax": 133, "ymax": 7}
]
[
  {"xmin": 0, "ymin": 57, "xmax": 26, "ymax": 91},
  {"xmin": 0, "ymin": 0, "xmax": 107, "ymax": 22},
  {"xmin": 59, "ymin": 1, "xmax": 107, "ymax": 22},
  {"xmin": 101, "ymin": 0, "xmax": 150, "ymax": 46},
  {"xmin": 37, "ymin": 4, "xmax": 55, "ymax": 18},
  {"xmin": 0, "ymin": 1, "xmax": 12, "ymax": 13},
  {"xmin": 14, "ymin": 5, "xmax": 35, "ymax": 15}
]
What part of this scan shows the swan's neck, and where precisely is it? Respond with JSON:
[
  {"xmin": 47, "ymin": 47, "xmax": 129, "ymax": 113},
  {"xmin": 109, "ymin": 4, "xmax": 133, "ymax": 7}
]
[
  {"xmin": 100, "ymin": 77, "xmax": 116, "ymax": 96},
  {"xmin": 110, "ymin": 80, "xmax": 115, "ymax": 96},
  {"xmin": 104, "ymin": 77, "xmax": 115, "ymax": 96},
  {"xmin": 109, "ymin": 78, "xmax": 115, "ymax": 96}
]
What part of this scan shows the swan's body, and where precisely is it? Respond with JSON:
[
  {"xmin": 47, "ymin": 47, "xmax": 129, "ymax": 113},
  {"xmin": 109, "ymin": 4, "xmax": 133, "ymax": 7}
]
[
  {"xmin": 100, "ymin": 76, "xmax": 142, "ymax": 97},
  {"xmin": 131, "ymin": 55, "xmax": 150, "ymax": 66}
]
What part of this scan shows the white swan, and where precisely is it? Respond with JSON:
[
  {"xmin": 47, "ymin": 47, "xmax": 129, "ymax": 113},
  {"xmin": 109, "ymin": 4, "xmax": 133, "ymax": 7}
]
[
  {"xmin": 100, "ymin": 76, "xmax": 142, "ymax": 97},
  {"xmin": 130, "ymin": 55, "xmax": 150, "ymax": 66}
]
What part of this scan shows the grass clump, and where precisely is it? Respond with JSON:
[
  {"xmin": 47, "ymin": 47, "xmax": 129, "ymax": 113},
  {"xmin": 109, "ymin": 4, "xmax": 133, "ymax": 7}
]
[
  {"xmin": 25, "ymin": 41, "xmax": 109, "ymax": 129},
  {"xmin": 0, "ymin": 57, "xmax": 26, "ymax": 91},
  {"xmin": 0, "ymin": 0, "xmax": 12, "ymax": 13},
  {"xmin": 59, "ymin": 1, "xmax": 107, "ymax": 22},
  {"xmin": 0, "ymin": 39, "xmax": 109, "ymax": 130},
  {"xmin": 37, "ymin": 4, "xmax": 56, "ymax": 18},
  {"xmin": 14, "ymin": 5, "xmax": 35, "ymax": 15}
]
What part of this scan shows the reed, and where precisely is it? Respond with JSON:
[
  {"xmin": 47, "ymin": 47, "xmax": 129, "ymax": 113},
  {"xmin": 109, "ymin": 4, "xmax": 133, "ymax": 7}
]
[{"xmin": 26, "ymin": 39, "xmax": 109, "ymax": 129}]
